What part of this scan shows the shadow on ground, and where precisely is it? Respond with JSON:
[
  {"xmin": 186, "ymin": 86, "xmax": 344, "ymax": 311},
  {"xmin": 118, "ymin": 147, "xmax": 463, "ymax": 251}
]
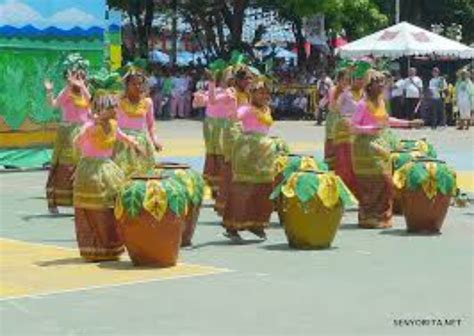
[
  {"xmin": 261, "ymin": 243, "xmax": 339, "ymax": 252},
  {"xmin": 21, "ymin": 213, "xmax": 74, "ymax": 222},
  {"xmin": 190, "ymin": 239, "xmax": 264, "ymax": 250},
  {"xmin": 35, "ymin": 257, "xmax": 85, "ymax": 267},
  {"xmin": 379, "ymin": 229, "xmax": 442, "ymax": 237}
]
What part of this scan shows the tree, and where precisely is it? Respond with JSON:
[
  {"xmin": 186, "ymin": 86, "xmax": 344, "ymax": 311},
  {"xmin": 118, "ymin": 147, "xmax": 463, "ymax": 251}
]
[
  {"xmin": 325, "ymin": 0, "xmax": 388, "ymax": 40},
  {"xmin": 108, "ymin": 0, "xmax": 157, "ymax": 58}
]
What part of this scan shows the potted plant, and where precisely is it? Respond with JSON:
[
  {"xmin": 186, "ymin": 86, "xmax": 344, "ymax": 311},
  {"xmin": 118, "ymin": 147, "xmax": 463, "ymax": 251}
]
[
  {"xmin": 155, "ymin": 162, "xmax": 204, "ymax": 247},
  {"xmin": 115, "ymin": 175, "xmax": 188, "ymax": 266},
  {"xmin": 393, "ymin": 158, "xmax": 456, "ymax": 233},
  {"xmin": 270, "ymin": 170, "xmax": 356, "ymax": 249}
]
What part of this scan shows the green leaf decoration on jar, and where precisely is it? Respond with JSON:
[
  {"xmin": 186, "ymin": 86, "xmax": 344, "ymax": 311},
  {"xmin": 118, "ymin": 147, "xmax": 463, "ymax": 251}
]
[
  {"xmin": 121, "ymin": 181, "xmax": 146, "ymax": 218},
  {"xmin": 399, "ymin": 139, "xmax": 437, "ymax": 158},
  {"xmin": 115, "ymin": 177, "xmax": 189, "ymax": 221},
  {"xmin": 393, "ymin": 159, "xmax": 457, "ymax": 200},
  {"xmin": 390, "ymin": 150, "xmax": 424, "ymax": 171},
  {"xmin": 275, "ymin": 155, "xmax": 328, "ymax": 180},
  {"xmin": 270, "ymin": 170, "xmax": 357, "ymax": 209}
]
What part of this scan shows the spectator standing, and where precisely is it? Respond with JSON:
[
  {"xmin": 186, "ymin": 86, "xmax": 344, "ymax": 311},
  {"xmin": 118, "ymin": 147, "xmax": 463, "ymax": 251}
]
[
  {"xmin": 403, "ymin": 67, "xmax": 423, "ymax": 120},
  {"xmin": 390, "ymin": 71, "xmax": 404, "ymax": 118},
  {"xmin": 315, "ymin": 70, "xmax": 333, "ymax": 125},
  {"xmin": 170, "ymin": 69, "xmax": 192, "ymax": 118},
  {"xmin": 428, "ymin": 67, "xmax": 447, "ymax": 129},
  {"xmin": 455, "ymin": 69, "xmax": 473, "ymax": 130},
  {"xmin": 148, "ymin": 67, "xmax": 162, "ymax": 119},
  {"xmin": 444, "ymin": 81, "xmax": 455, "ymax": 126}
]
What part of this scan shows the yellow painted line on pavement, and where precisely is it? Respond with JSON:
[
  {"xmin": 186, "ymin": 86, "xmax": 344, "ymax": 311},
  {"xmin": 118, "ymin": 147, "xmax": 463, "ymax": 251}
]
[
  {"xmin": 0, "ymin": 238, "xmax": 229, "ymax": 301},
  {"xmin": 457, "ymin": 171, "xmax": 474, "ymax": 193}
]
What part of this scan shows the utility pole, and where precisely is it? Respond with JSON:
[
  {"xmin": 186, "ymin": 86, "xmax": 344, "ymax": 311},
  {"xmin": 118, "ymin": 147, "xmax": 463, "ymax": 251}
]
[{"xmin": 395, "ymin": 0, "xmax": 400, "ymax": 24}]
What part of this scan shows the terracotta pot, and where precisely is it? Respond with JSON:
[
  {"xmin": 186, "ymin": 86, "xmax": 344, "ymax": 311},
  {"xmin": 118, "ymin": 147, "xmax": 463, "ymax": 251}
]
[
  {"xmin": 155, "ymin": 162, "xmax": 201, "ymax": 247},
  {"xmin": 181, "ymin": 204, "xmax": 201, "ymax": 247},
  {"xmin": 401, "ymin": 190, "xmax": 451, "ymax": 233},
  {"xmin": 119, "ymin": 210, "xmax": 183, "ymax": 267},
  {"xmin": 281, "ymin": 193, "xmax": 343, "ymax": 249}
]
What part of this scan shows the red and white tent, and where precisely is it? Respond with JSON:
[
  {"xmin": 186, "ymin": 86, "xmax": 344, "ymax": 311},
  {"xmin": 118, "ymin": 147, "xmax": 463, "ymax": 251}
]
[{"xmin": 336, "ymin": 21, "xmax": 474, "ymax": 59}]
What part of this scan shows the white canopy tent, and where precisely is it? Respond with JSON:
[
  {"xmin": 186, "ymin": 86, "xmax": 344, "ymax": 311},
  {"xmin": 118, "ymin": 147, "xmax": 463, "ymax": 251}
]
[
  {"xmin": 336, "ymin": 22, "xmax": 474, "ymax": 59},
  {"xmin": 263, "ymin": 47, "xmax": 297, "ymax": 60},
  {"xmin": 149, "ymin": 50, "xmax": 170, "ymax": 64}
]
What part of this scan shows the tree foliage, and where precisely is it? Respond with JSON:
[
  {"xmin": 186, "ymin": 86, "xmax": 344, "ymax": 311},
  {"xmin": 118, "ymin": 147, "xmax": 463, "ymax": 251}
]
[{"xmin": 107, "ymin": 0, "xmax": 474, "ymax": 61}]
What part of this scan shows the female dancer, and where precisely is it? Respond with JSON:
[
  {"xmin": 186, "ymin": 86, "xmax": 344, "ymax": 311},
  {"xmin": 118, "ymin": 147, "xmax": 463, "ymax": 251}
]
[
  {"xmin": 73, "ymin": 72, "xmax": 142, "ymax": 261},
  {"xmin": 214, "ymin": 66, "xmax": 253, "ymax": 216},
  {"xmin": 324, "ymin": 69, "xmax": 350, "ymax": 170},
  {"xmin": 114, "ymin": 66, "xmax": 162, "ymax": 177},
  {"xmin": 193, "ymin": 65, "xmax": 236, "ymax": 198},
  {"xmin": 333, "ymin": 62, "xmax": 369, "ymax": 198},
  {"xmin": 223, "ymin": 78, "xmax": 275, "ymax": 242},
  {"xmin": 351, "ymin": 70, "xmax": 423, "ymax": 229},
  {"xmin": 44, "ymin": 54, "xmax": 91, "ymax": 214}
]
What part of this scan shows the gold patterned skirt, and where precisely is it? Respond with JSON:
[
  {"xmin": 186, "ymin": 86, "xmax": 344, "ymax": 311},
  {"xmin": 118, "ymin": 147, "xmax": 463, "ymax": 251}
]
[
  {"xmin": 352, "ymin": 133, "xmax": 393, "ymax": 228},
  {"xmin": 223, "ymin": 132, "xmax": 276, "ymax": 231},
  {"xmin": 203, "ymin": 117, "xmax": 228, "ymax": 196},
  {"xmin": 113, "ymin": 128, "xmax": 156, "ymax": 177},
  {"xmin": 46, "ymin": 123, "xmax": 80, "ymax": 208},
  {"xmin": 73, "ymin": 157, "xmax": 126, "ymax": 261}
]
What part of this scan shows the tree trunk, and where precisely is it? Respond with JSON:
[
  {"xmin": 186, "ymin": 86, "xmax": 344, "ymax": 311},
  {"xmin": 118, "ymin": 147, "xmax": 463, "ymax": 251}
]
[
  {"xmin": 221, "ymin": 0, "xmax": 248, "ymax": 51},
  {"xmin": 293, "ymin": 17, "xmax": 306, "ymax": 67}
]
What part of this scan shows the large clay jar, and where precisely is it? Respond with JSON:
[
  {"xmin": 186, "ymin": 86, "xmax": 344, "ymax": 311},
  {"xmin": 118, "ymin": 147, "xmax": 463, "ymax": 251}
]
[
  {"xmin": 270, "ymin": 170, "xmax": 356, "ymax": 249},
  {"xmin": 390, "ymin": 149, "xmax": 424, "ymax": 215},
  {"xmin": 115, "ymin": 175, "xmax": 188, "ymax": 267},
  {"xmin": 273, "ymin": 154, "xmax": 328, "ymax": 223},
  {"xmin": 155, "ymin": 162, "xmax": 204, "ymax": 247},
  {"xmin": 393, "ymin": 158, "xmax": 456, "ymax": 234}
]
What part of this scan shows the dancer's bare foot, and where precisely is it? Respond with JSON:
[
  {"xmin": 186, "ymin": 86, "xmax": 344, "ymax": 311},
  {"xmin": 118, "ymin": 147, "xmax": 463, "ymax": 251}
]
[
  {"xmin": 223, "ymin": 230, "xmax": 243, "ymax": 243},
  {"xmin": 248, "ymin": 228, "xmax": 267, "ymax": 240}
]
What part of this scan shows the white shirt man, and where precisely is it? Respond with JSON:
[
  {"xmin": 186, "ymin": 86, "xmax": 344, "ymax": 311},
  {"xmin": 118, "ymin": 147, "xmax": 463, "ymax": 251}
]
[
  {"xmin": 391, "ymin": 78, "xmax": 405, "ymax": 98},
  {"xmin": 402, "ymin": 68, "xmax": 423, "ymax": 120},
  {"xmin": 404, "ymin": 74, "xmax": 423, "ymax": 98}
]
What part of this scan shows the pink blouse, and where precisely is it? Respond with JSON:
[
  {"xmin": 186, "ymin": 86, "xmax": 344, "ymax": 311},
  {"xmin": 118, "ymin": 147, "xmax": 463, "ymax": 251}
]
[
  {"xmin": 195, "ymin": 83, "xmax": 237, "ymax": 119},
  {"xmin": 56, "ymin": 88, "xmax": 90, "ymax": 124},
  {"xmin": 237, "ymin": 105, "xmax": 270, "ymax": 135},
  {"xmin": 351, "ymin": 100, "xmax": 409, "ymax": 135},
  {"xmin": 75, "ymin": 121, "xmax": 128, "ymax": 158},
  {"xmin": 116, "ymin": 97, "xmax": 154, "ymax": 131},
  {"xmin": 338, "ymin": 90, "xmax": 362, "ymax": 119}
]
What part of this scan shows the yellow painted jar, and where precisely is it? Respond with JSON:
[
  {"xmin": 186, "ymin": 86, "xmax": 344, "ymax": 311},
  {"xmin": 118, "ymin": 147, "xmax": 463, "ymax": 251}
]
[{"xmin": 270, "ymin": 170, "xmax": 356, "ymax": 249}]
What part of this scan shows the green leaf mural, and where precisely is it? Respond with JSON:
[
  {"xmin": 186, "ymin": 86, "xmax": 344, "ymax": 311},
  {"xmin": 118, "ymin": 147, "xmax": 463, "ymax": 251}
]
[{"xmin": 0, "ymin": 48, "xmax": 103, "ymax": 131}]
